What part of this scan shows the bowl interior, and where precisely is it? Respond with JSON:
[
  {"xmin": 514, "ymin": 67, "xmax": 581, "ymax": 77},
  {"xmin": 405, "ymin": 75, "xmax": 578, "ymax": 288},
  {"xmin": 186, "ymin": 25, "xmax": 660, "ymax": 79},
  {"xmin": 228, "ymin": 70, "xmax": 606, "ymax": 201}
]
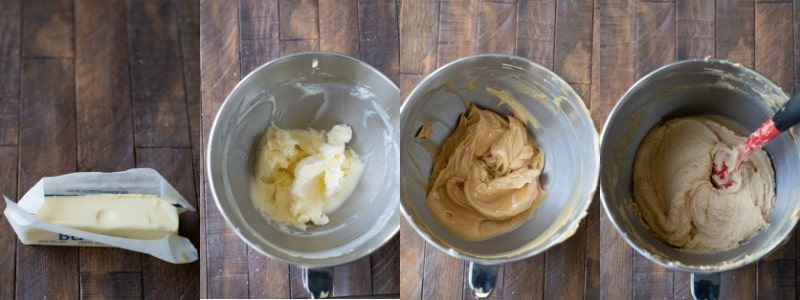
[
  {"xmin": 400, "ymin": 55, "xmax": 599, "ymax": 263},
  {"xmin": 208, "ymin": 53, "xmax": 400, "ymax": 267},
  {"xmin": 600, "ymin": 59, "xmax": 800, "ymax": 272}
]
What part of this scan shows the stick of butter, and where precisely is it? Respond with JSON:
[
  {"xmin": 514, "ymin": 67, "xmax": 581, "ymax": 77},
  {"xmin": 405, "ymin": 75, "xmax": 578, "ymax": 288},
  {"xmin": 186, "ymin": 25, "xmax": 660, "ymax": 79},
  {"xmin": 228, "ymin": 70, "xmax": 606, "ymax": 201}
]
[{"xmin": 35, "ymin": 194, "xmax": 179, "ymax": 240}]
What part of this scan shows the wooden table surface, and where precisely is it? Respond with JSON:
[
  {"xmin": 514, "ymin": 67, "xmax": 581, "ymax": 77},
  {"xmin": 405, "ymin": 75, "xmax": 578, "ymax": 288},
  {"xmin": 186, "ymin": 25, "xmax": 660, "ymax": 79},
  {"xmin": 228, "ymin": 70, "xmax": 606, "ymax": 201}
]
[
  {"xmin": 0, "ymin": 0, "xmax": 201, "ymax": 299},
  {"xmin": 199, "ymin": 0, "xmax": 400, "ymax": 298}
]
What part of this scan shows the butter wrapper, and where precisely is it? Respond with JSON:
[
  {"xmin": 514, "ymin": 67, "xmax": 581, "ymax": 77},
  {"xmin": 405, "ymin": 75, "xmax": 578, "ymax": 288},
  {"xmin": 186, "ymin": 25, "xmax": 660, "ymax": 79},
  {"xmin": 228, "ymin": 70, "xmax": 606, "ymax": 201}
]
[{"xmin": 3, "ymin": 168, "xmax": 198, "ymax": 264}]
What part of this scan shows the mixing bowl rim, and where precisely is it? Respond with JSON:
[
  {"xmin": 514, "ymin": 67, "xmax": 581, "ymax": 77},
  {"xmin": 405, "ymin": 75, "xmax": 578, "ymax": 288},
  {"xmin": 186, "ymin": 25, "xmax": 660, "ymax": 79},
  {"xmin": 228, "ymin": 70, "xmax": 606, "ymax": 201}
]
[
  {"xmin": 598, "ymin": 58, "xmax": 795, "ymax": 273},
  {"xmin": 399, "ymin": 53, "xmax": 600, "ymax": 264},
  {"xmin": 206, "ymin": 51, "xmax": 401, "ymax": 268}
]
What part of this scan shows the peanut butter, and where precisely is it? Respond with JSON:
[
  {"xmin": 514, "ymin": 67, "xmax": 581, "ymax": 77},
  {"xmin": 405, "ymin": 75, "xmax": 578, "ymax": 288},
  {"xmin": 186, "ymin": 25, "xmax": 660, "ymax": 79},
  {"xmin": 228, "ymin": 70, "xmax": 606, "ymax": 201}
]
[{"xmin": 426, "ymin": 104, "xmax": 545, "ymax": 241}]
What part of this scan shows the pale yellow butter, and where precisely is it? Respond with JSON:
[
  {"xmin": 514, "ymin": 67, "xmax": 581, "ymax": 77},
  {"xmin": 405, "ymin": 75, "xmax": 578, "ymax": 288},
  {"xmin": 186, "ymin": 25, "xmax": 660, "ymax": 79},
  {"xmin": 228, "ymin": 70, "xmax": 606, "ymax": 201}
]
[
  {"xmin": 36, "ymin": 194, "xmax": 179, "ymax": 240},
  {"xmin": 251, "ymin": 123, "xmax": 365, "ymax": 230}
]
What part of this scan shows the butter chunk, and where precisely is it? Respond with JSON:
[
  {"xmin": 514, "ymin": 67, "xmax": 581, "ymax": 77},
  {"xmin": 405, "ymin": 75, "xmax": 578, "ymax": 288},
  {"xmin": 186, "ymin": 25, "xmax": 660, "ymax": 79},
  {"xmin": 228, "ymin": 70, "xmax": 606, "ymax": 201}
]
[{"xmin": 36, "ymin": 194, "xmax": 179, "ymax": 240}]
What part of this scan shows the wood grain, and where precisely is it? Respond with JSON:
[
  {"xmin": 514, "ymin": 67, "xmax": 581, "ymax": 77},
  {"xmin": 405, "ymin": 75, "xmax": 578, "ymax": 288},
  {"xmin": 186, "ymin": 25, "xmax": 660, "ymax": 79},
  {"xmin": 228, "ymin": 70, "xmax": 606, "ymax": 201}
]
[
  {"xmin": 758, "ymin": 259, "xmax": 796, "ymax": 299},
  {"xmin": 79, "ymin": 272, "xmax": 143, "ymax": 299},
  {"xmin": 199, "ymin": 0, "xmax": 247, "ymax": 298},
  {"xmin": 437, "ymin": 0, "xmax": 477, "ymax": 66},
  {"xmin": 755, "ymin": 2, "xmax": 794, "ymax": 93},
  {"xmin": 555, "ymin": 0, "xmax": 593, "ymax": 85},
  {"xmin": 422, "ymin": 245, "xmax": 464, "ymax": 299},
  {"xmin": 174, "ymin": 0, "xmax": 202, "ymax": 202},
  {"xmin": 399, "ymin": 219, "xmax": 424, "ymax": 299},
  {"xmin": 630, "ymin": 3, "xmax": 677, "ymax": 298},
  {"xmin": 334, "ymin": 257, "xmax": 373, "ymax": 297},
  {"xmin": 516, "ymin": 0, "xmax": 555, "ymax": 68},
  {"xmin": 278, "ymin": 0, "xmax": 318, "ymax": 40},
  {"xmin": 17, "ymin": 58, "xmax": 78, "ymax": 300},
  {"xmin": 676, "ymin": 0, "xmax": 714, "ymax": 59},
  {"xmin": 717, "ymin": 0, "xmax": 755, "ymax": 66},
  {"xmin": 372, "ymin": 235, "xmax": 400, "ymax": 295},
  {"xmin": 247, "ymin": 246, "xmax": 290, "ymax": 298},
  {"xmin": 597, "ymin": 0, "xmax": 636, "ymax": 298},
  {"xmin": 399, "ymin": 0, "xmax": 439, "ymax": 75},
  {"xmin": 22, "ymin": 0, "xmax": 73, "ymax": 58},
  {"xmin": 239, "ymin": 0, "xmax": 280, "ymax": 75},
  {"xmin": 0, "ymin": 0, "xmax": 20, "ymax": 146},
  {"xmin": 319, "ymin": 0, "xmax": 359, "ymax": 57},
  {"xmin": 720, "ymin": 264, "xmax": 756, "ymax": 299},
  {"xmin": 635, "ymin": 2, "xmax": 675, "ymax": 78},
  {"xmin": 128, "ymin": 0, "xmax": 191, "ymax": 148},
  {"xmin": 501, "ymin": 256, "xmax": 544, "ymax": 300},
  {"xmin": 358, "ymin": 0, "xmax": 400, "ymax": 82},
  {"xmin": 476, "ymin": 1, "xmax": 516, "ymax": 54},
  {"xmin": 0, "ymin": 146, "xmax": 18, "ymax": 299},
  {"xmin": 137, "ymin": 148, "xmax": 200, "ymax": 299}
]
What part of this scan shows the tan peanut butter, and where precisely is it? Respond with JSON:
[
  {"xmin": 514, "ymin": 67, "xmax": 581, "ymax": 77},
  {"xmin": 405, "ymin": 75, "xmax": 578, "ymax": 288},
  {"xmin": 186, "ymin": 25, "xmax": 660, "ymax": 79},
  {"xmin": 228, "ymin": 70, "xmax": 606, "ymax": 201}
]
[
  {"xmin": 426, "ymin": 104, "xmax": 545, "ymax": 241},
  {"xmin": 633, "ymin": 116, "xmax": 775, "ymax": 252}
]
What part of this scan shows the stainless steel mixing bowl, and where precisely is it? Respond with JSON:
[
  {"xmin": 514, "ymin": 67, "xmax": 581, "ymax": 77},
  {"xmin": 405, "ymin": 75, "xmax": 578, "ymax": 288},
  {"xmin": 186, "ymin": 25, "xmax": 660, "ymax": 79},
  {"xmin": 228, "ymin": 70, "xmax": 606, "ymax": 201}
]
[
  {"xmin": 400, "ymin": 54, "xmax": 599, "ymax": 297},
  {"xmin": 206, "ymin": 52, "xmax": 399, "ymax": 289},
  {"xmin": 600, "ymin": 59, "xmax": 800, "ymax": 298}
]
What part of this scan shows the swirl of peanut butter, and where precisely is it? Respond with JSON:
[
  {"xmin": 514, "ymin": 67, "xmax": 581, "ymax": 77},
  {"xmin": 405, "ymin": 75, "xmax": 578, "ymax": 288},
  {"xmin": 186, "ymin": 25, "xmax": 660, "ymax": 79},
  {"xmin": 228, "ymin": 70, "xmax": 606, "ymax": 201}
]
[{"xmin": 426, "ymin": 104, "xmax": 545, "ymax": 241}]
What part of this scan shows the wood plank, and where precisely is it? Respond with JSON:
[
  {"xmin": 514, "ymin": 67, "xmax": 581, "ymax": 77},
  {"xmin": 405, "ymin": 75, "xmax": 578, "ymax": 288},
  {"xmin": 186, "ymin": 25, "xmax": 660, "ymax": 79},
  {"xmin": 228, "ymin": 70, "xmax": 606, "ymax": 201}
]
[
  {"xmin": 239, "ymin": 0, "xmax": 280, "ymax": 75},
  {"xmin": 437, "ymin": 0, "xmax": 477, "ymax": 66},
  {"xmin": 673, "ymin": 271, "xmax": 693, "ymax": 299},
  {"xmin": 757, "ymin": 259, "xmax": 796, "ymax": 299},
  {"xmin": 22, "ymin": 0, "xmax": 73, "ymax": 58},
  {"xmin": 720, "ymin": 265, "xmax": 756, "ymax": 299},
  {"xmin": 597, "ymin": 2, "xmax": 636, "ymax": 298},
  {"xmin": 371, "ymin": 234, "xmax": 400, "ymax": 295},
  {"xmin": 137, "ymin": 147, "xmax": 200, "ymax": 299},
  {"xmin": 516, "ymin": 0, "xmax": 555, "ymax": 69},
  {"xmin": 717, "ymin": 0, "xmax": 755, "ymax": 66},
  {"xmin": 502, "ymin": 256, "xmax": 544, "ymax": 299},
  {"xmin": 127, "ymin": 0, "xmax": 191, "ymax": 148},
  {"xmin": 247, "ymin": 248, "xmax": 290, "ymax": 298},
  {"xmin": 755, "ymin": 3, "xmax": 794, "ymax": 94},
  {"xmin": 399, "ymin": 218, "xmax": 424, "ymax": 299},
  {"xmin": 237, "ymin": 1, "xmax": 290, "ymax": 298},
  {"xmin": 398, "ymin": 73, "xmax": 424, "ymax": 101},
  {"xmin": 199, "ymin": 0, "xmax": 247, "ymax": 297},
  {"xmin": 174, "ymin": 0, "xmax": 202, "ymax": 203},
  {"xmin": 422, "ymin": 245, "xmax": 464, "ymax": 299},
  {"xmin": 585, "ymin": 196, "xmax": 601, "ymax": 299},
  {"xmin": 676, "ymin": 0, "xmax": 714, "ymax": 59},
  {"xmin": 631, "ymin": 2, "xmax": 677, "ymax": 297},
  {"xmin": 358, "ymin": 0, "xmax": 400, "ymax": 82},
  {"xmin": 17, "ymin": 58, "xmax": 78, "ymax": 300},
  {"xmin": 0, "ymin": 146, "xmax": 18, "ymax": 300},
  {"xmin": 334, "ymin": 257, "xmax": 373, "ymax": 297},
  {"xmin": 476, "ymin": 1, "xmax": 516, "ymax": 54},
  {"xmin": 79, "ymin": 272, "xmax": 143, "ymax": 299},
  {"xmin": 399, "ymin": 0, "xmax": 439, "ymax": 75},
  {"xmin": 278, "ymin": 0, "xmax": 318, "ymax": 40},
  {"xmin": 555, "ymin": 0, "xmax": 593, "ymax": 85},
  {"xmin": 0, "ymin": 1, "xmax": 20, "ymax": 146},
  {"xmin": 280, "ymin": 39, "xmax": 320, "ymax": 55},
  {"xmin": 632, "ymin": 253, "xmax": 673, "ymax": 298},
  {"xmin": 635, "ymin": 1, "xmax": 675, "ymax": 79},
  {"xmin": 544, "ymin": 227, "xmax": 585, "ymax": 299},
  {"xmin": 319, "ymin": 0, "xmax": 359, "ymax": 57}
]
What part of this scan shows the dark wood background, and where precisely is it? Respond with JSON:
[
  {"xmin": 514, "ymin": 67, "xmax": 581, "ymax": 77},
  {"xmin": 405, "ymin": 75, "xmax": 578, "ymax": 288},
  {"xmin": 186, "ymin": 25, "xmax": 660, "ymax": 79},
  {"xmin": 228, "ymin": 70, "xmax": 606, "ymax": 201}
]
[
  {"xmin": 398, "ymin": 0, "xmax": 800, "ymax": 299},
  {"xmin": 0, "ymin": 0, "xmax": 200, "ymax": 299},
  {"xmin": 199, "ymin": 0, "xmax": 400, "ymax": 298}
]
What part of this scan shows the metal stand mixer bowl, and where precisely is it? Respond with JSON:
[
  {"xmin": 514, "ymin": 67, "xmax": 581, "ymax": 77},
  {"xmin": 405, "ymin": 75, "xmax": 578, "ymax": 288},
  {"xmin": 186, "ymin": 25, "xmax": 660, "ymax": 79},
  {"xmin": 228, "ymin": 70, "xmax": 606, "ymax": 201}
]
[
  {"xmin": 599, "ymin": 59, "xmax": 800, "ymax": 299},
  {"xmin": 400, "ymin": 54, "xmax": 599, "ymax": 298},
  {"xmin": 207, "ymin": 52, "xmax": 400, "ymax": 298}
]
